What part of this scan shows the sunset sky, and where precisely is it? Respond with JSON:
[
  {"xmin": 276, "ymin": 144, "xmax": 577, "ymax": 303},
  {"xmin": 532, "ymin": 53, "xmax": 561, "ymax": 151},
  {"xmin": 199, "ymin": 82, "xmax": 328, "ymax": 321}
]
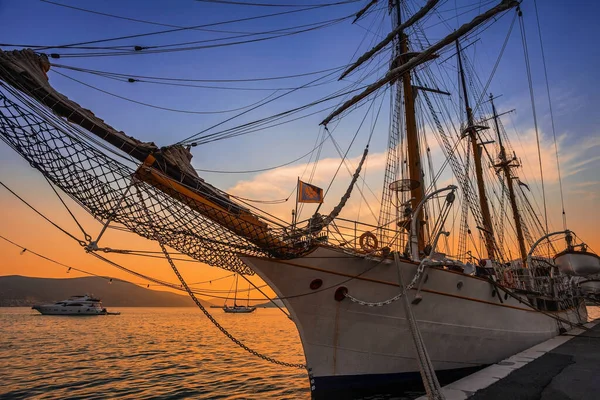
[{"xmin": 1, "ymin": 0, "xmax": 598, "ymax": 301}]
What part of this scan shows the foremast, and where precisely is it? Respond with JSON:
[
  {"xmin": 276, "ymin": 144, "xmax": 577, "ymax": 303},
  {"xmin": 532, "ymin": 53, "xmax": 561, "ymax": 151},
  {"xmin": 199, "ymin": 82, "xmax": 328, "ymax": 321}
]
[
  {"xmin": 490, "ymin": 94, "xmax": 527, "ymax": 263},
  {"xmin": 456, "ymin": 41, "xmax": 496, "ymax": 260},
  {"xmin": 395, "ymin": 1, "xmax": 426, "ymax": 252}
]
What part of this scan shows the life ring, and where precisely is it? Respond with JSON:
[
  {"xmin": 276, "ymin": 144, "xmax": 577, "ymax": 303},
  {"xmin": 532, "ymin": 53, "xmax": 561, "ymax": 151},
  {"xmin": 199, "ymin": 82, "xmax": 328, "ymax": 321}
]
[
  {"xmin": 359, "ymin": 232, "xmax": 378, "ymax": 252},
  {"xmin": 503, "ymin": 270, "xmax": 515, "ymax": 287}
]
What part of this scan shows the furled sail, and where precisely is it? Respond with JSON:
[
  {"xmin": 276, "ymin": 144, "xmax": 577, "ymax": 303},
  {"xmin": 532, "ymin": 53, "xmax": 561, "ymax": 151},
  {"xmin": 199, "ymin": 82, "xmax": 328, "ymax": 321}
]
[
  {"xmin": 322, "ymin": 0, "xmax": 518, "ymax": 125},
  {"xmin": 0, "ymin": 48, "xmax": 294, "ymax": 273},
  {"xmin": 0, "ymin": 49, "xmax": 155, "ymax": 160},
  {"xmin": 341, "ymin": 0, "xmax": 440, "ymax": 80}
]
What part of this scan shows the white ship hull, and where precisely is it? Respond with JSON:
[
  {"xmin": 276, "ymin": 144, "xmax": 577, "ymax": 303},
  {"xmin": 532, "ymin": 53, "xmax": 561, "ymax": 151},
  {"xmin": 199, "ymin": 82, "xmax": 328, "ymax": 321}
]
[
  {"xmin": 241, "ymin": 246, "xmax": 587, "ymax": 398},
  {"xmin": 32, "ymin": 304, "xmax": 106, "ymax": 315}
]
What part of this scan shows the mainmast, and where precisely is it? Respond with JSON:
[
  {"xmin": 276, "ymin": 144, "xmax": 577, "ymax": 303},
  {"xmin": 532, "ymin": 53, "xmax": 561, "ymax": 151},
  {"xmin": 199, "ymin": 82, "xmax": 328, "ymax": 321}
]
[
  {"xmin": 394, "ymin": 0, "xmax": 426, "ymax": 252},
  {"xmin": 456, "ymin": 41, "xmax": 496, "ymax": 260},
  {"xmin": 490, "ymin": 94, "xmax": 527, "ymax": 263}
]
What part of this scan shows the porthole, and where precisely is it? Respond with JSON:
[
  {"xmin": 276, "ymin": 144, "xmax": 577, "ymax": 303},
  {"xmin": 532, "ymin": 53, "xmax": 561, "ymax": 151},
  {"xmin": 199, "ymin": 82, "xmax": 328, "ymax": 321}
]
[
  {"xmin": 457, "ymin": 281, "xmax": 463, "ymax": 290},
  {"xmin": 310, "ymin": 279, "xmax": 323, "ymax": 290},
  {"xmin": 334, "ymin": 287, "xmax": 348, "ymax": 302}
]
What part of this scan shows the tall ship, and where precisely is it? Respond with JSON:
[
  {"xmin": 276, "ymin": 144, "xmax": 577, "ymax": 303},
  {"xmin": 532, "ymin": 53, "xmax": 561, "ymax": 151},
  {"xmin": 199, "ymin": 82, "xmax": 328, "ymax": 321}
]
[{"xmin": 0, "ymin": 0, "xmax": 597, "ymax": 398}]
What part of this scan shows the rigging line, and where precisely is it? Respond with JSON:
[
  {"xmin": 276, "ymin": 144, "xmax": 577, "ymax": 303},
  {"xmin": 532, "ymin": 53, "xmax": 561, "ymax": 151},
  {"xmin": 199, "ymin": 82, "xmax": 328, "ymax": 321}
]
[
  {"xmin": 0, "ymin": 234, "xmax": 193, "ymax": 290},
  {"xmin": 186, "ymin": 273, "xmax": 235, "ymax": 285},
  {"xmin": 156, "ymin": 241, "xmax": 305, "ymax": 369},
  {"xmin": 0, "ymin": 192, "xmax": 258, "ymax": 296},
  {"xmin": 325, "ymin": 114, "xmax": 380, "ymax": 203},
  {"xmin": 51, "ymin": 63, "xmax": 347, "ymax": 83},
  {"xmin": 177, "ymin": 70, "xmax": 365, "ymax": 145},
  {"xmin": 228, "ymin": 195, "xmax": 288, "ymax": 204},
  {"xmin": 196, "ymin": 134, "xmax": 329, "ymax": 174},
  {"xmin": 533, "ymin": 0, "xmax": 566, "ymax": 230},
  {"xmin": 518, "ymin": 9, "xmax": 549, "ymax": 236},
  {"xmin": 48, "ymin": 14, "xmax": 352, "ymax": 55},
  {"xmin": 184, "ymin": 56, "xmax": 390, "ymax": 143},
  {"xmin": 23, "ymin": 15, "xmax": 348, "ymax": 54},
  {"xmin": 323, "ymin": 126, "xmax": 379, "ymax": 222},
  {"xmin": 236, "ymin": 273, "xmax": 289, "ymax": 317},
  {"xmin": 101, "ymin": 251, "xmax": 208, "ymax": 263},
  {"xmin": 472, "ymin": 9, "xmax": 516, "ymax": 114},
  {"xmin": 198, "ymin": 102, "xmax": 338, "ymax": 147},
  {"xmin": 166, "ymin": 284, "xmax": 268, "ymax": 294},
  {"xmin": 0, "ymin": 234, "xmax": 111, "ymax": 280},
  {"xmin": 139, "ymin": 15, "xmax": 354, "ymax": 50},
  {"xmin": 54, "ymin": 18, "xmax": 347, "ymax": 57},
  {"xmin": 196, "ymin": 0, "xmax": 359, "ymax": 7},
  {"xmin": 42, "ymin": 175, "xmax": 92, "ymax": 242},
  {"xmin": 39, "ymin": 0, "xmax": 294, "ymax": 35},
  {"xmin": 318, "ymin": 94, "xmax": 376, "ymax": 209},
  {"xmin": 0, "ymin": 174, "xmax": 397, "ymax": 302},
  {"xmin": 35, "ymin": 3, "xmax": 349, "ymax": 50},
  {"xmin": 38, "ymin": 4, "xmax": 356, "ymax": 51},
  {"xmin": 0, "ymin": 180, "xmax": 85, "ymax": 246},
  {"xmin": 3, "ymin": 77, "xmax": 287, "ymax": 231},
  {"xmin": 317, "ymin": 85, "xmax": 385, "ymax": 218},
  {"xmin": 51, "ymin": 70, "xmax": 280, "ymax": 115},
  {"xmin": 223, "ymin": 275, "xmax": 235, "ymax": 304},
  {"xmin": 87, "ymin": 252, "xmax": 210, "ymax": 295},
  {"xmin": 73, "ymin": 68, "xmax": 340, "ymax": 92},
  {"xmin": 0, "ymin": 82, "xmax": 139, "ymax": 167}
]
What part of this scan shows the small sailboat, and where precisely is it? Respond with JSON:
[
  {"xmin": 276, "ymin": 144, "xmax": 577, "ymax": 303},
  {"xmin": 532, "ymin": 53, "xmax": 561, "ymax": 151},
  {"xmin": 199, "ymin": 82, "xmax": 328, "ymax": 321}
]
[{"xmin": 223, "ymin": 274, "xmax": 256, "ymax": 314}]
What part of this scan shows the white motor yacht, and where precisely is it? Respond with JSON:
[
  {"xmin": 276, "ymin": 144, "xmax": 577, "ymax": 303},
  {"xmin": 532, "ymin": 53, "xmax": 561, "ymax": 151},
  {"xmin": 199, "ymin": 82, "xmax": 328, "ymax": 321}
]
[{"xmin": 31, "ymin": 294, "xmax": 114, "ymax": 315}]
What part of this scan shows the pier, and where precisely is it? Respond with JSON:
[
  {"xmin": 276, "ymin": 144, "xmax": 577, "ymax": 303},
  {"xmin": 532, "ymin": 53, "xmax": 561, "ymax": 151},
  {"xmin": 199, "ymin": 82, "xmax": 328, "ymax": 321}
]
[{"xmin": 418, "ymin": 320, "xmax": 600, "ymax": 400}]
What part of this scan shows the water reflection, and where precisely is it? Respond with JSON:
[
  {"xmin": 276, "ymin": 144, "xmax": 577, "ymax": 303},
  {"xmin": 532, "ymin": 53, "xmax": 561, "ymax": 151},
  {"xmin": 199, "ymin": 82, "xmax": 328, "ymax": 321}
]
[{"xmin": 1, "ymin": 306, "xmax": 598, "ymax": 399}]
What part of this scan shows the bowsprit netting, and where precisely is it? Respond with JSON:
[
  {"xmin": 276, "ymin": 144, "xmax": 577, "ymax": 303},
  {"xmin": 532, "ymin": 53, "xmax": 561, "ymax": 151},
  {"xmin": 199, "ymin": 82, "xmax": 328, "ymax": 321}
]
[{"xmin": 0, "ymin": 83, "xmax": 296, "ymax": 275}]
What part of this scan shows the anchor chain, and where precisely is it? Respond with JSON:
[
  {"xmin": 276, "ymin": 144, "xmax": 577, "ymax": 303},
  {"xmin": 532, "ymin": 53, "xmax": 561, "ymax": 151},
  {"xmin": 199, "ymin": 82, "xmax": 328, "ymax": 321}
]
[
  {"xmin": 157, "ymin": 241, "xmax": 306, "ymax": 369},
  {"xmin": 344, "ymin": 257, "xmax": 428, "ymax": 307},
  {"xmin": 133, "ymin": 185, "xmax": 306, "ymax": 369}
]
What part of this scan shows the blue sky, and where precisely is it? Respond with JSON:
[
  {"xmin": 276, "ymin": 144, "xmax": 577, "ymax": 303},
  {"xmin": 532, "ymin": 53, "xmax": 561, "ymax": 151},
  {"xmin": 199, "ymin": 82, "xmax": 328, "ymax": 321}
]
[
  {"xmin": 3, "ymin": 0, "xmax": 598, "ymax": 178},
  {"xmin": 1, "ymin": 0, "xmax": 599, "ymax": 282},
  {"xmin": 0, "ymin": 0, "xmax": 600, "ymax": 169}
]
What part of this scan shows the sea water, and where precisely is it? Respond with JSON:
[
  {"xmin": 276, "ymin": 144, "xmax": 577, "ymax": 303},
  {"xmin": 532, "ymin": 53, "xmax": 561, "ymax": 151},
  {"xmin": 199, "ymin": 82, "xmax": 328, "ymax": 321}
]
[{"xmin": 1, "ymin": 307, "xmax": 598, "ymax": 399}]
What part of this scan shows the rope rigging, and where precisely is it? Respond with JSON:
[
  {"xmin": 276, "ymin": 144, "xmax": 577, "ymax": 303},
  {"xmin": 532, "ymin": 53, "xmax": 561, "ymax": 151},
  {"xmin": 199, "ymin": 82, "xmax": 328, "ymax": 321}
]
[
  {"xmin": 194, "ymin": 133, "xmax": 329, "ymax": 174},
  {"xmin": 52, "ymin": 70, "xmax": 282, "ymax": 115},
  {"xmin": 518, "ymin": 6, "xmax": 549, "ymax": 237},
  {"xmin": 50, "ymin": 62, "xmax": 347, "ymax": 83},
  {"xmin": 533, "ymin": 0, "xmax": 567, "ymax": 230},
  {"xmin": 195, "ymin": 0, "xmax": 359, "ymax": 7},
  {"xmin": 51, "ymin": 17, "xmax": 352, "ymax": 58},
  {"xmin": 33, "ymin": 2, "xmax": 358, "ymax": 51}
]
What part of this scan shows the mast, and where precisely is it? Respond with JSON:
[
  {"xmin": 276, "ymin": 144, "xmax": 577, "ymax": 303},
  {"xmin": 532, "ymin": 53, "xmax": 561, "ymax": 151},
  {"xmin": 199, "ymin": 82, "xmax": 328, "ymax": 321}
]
[
  {"xmin": 247, "ymin": 281, "xmax": 251, "ymax": 307},
  {"xmin": 490, "ymin": 94, "xmax": 527, "ymax": 263},
  {"xmin": 234, "ymin": 273, "xmax": 238, "ymax": 306},
  {"xmin": 456, "ymin": 40, "xmax": 496, "ymax": 260},
  {"xmin": 394, "ymin": 0, "xmax": 425, "ymax": 252}
]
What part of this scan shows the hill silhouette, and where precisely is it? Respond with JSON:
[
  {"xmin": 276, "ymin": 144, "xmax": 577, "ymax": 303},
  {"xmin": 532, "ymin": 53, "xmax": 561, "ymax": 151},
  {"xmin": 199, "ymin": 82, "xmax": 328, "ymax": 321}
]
[{"xmin": 0, "ymin": 275, "xmax": 214, "ymax": 307}]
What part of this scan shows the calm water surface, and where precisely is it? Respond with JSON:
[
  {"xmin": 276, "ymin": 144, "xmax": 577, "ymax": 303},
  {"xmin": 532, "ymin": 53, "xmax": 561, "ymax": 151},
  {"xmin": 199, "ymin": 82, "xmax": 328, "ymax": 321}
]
[
  {"xmin": 1, "ymin": 306, "xmax": 599, "ymax": 399},
  {"xmin": 0, "ymin": 307, "xmax": 309, "ymax": 399}
]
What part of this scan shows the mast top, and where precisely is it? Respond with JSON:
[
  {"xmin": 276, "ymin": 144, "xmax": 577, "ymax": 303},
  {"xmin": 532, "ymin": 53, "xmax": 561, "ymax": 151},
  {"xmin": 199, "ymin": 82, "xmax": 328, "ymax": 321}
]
[{"xmin": 322, "ymin": 0, "xmax": 519, "ymax": 126}]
